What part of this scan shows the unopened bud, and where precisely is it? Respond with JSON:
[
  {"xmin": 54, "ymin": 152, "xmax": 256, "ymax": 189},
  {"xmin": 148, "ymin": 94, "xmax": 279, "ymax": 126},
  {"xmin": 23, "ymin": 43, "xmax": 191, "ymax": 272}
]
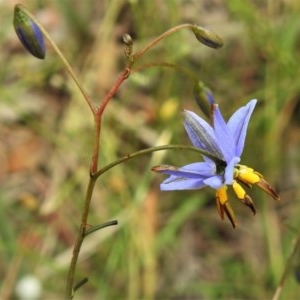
[
  {"xmin": 122, "ymin": 33, "xmax": 133, "ymax": 58},
  {"xmin": 193, "ymin": 81, "xmax": 214, "ymax": 118},
  {"xmin": 191, "ymin": 25, "xmax": 223, "ymax": 49},
  {"xmin": 13, "ymin": 4, "xmax": 46, "ymax": 59}
]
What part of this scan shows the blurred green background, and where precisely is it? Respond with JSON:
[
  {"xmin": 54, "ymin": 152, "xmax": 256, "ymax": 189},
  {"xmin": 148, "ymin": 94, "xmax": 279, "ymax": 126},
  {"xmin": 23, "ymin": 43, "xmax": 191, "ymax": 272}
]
[{"xmin": 1, "ymin": 0, "xmax": 300, "ymax": 299}]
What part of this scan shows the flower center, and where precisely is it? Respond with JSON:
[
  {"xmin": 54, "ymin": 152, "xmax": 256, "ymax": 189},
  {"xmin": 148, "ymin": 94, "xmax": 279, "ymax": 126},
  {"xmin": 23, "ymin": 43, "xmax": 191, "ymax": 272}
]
[{"xmin": 216, "ymin": 160, "xmax": 227, "ymax": 175}]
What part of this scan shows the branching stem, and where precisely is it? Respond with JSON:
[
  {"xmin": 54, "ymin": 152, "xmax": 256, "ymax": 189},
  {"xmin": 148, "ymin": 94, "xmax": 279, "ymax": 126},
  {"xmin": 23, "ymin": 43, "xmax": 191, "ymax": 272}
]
[{"xmin": 15, "ymin": 7, "xmax": 206, "ymax": 298}]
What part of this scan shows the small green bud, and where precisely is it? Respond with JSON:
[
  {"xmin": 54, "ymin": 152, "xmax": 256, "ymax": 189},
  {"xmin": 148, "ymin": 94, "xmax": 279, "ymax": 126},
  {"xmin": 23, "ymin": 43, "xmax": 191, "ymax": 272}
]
[
  {"xmin": 13, "ymin": 4, "xmax": 46, "ymax": 59},
  {"xmin": 122, "ymin": 33, "xmax": 133, "ymax": 46},
  {"xmin": 193, "ymin": 81, "xmax": 212, "ymax": 118},
  {"xmin": 191, "ymin": 25, "xmax": 223, "ymax": 49},
  {"xmin": 122, "ymin": 33, "xmax": 133, "ymax": 58}
]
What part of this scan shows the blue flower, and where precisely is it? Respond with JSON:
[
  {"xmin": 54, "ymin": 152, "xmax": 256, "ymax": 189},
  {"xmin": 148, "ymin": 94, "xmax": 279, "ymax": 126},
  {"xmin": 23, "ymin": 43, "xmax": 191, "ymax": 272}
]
[{"xmin": 153, "ymin": 99, "xmax": 280, "ymax": 227}]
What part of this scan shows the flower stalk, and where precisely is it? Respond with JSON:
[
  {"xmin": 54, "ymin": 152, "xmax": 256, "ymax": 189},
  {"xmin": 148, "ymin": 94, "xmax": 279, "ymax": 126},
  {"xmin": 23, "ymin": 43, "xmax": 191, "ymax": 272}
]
[
  {"xmin": 132, "ymin": 23, "xmax": 223, "ymax": 63},
  {"xmin": 13, "ymin": 4, "xmax": 225, "ymax": 298}
]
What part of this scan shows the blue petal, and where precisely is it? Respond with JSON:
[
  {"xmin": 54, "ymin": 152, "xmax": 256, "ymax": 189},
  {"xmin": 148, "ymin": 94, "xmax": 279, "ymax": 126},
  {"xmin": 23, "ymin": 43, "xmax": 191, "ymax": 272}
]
[
  {"xmin": 183, "ymin": 110, "xmax": 224, "ymax": 159},
  {"xmin": 213, "ymin": 105, "xmax": 236, "ymax": 163},
  {"xmin": 224, "ymin": 157, "xmax": 240, "ymax": 184},
  {"xmin": 203, "ymin": 175, "xmax": 223, "ymax": 189},
  {"xmin": 227, "ymin": 99, "xmax": 257, "ymax": 157},
  {"xmin": 160, "ymin": 177, "xmax": 206, "ymax": 190},
  {"xmin": 157, "ymin": 162, "xmax": 216, "ymax": 178}
]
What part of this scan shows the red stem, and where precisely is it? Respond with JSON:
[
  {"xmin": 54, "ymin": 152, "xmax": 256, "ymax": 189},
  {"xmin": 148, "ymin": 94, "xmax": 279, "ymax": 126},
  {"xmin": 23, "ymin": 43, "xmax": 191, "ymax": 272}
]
[
  {"xmin": 97, "ymin": 68, "xmax": 131, "ymax": 117},
  {"xmin": 66, "ymin": 67, "xmax": 131, "ymax": 299},
  {"xmin": 90, "ymin": 67, "xmax": 131, "ymax": 174}
]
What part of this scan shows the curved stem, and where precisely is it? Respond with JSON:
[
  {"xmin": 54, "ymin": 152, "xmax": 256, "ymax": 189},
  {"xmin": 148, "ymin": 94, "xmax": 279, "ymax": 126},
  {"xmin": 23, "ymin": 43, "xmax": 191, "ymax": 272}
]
[
  {"xmin": 97, "ymin": 68, "xmax": 131, "ymax": 117},
  {"xmin": 19, "ymin": 4, "xmax": 96, "ymax": 115},
  {"xmin": 84, "ymin": 220, "xmax": 118, "ymax": 237},
  {"xmin": 132, "ymin": 23, "xmax": 193, "ymax": 62},
  {"xmin": 132, "ymin": 61, "xmax": 199, "ymax": 82},
  {"xmin": 94, "ymin": 144, "xmax": 220, "ymax": 180},
  {"xmin": 132, "ymin": 62, "xmax": 212, "ymax": 119}
]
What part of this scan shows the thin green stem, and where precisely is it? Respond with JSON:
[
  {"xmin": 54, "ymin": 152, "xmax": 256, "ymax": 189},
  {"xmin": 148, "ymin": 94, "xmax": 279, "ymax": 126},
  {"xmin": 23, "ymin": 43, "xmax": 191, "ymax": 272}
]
[
  {"xmin": 65, "ymin": 66, "xmax": 131, "ymax": 297},
  {"xmin": 132, "ymin": 62, "xmax": 212, "ymax": 119},
  {"xmin": 19, "ymin": 4, "xmax": 97, "ymax": 115},
  {"xmin": 73, "ymin": 278, "xmax": 88, "ymax": 294},
  {"xmin": 65, "ymin": 177, "xmax": 96, "ymax": 299},
  {"xmin": 94, "ymin": 144, "xmax": 220, "ymax": 180},
  {"xmin": 132, "ymin": 23, "xmax": 193, "ymax": 62},
  {"xmin": 84, "ymin": 220, "xmax": 118, "ymax": 237},
  {"xmin": 90, "ymin": 116, "xmax": 101, "ymax": 175},
  {"xmin": 132, "ymin": 62, "xmax": 199, "ymax": 82}
]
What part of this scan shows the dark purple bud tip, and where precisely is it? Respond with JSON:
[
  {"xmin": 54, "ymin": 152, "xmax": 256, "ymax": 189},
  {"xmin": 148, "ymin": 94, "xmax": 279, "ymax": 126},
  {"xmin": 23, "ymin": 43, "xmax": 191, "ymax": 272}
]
[{"xmin": 13, "ymin": 4, "xmax": 46, "ymax": 59}]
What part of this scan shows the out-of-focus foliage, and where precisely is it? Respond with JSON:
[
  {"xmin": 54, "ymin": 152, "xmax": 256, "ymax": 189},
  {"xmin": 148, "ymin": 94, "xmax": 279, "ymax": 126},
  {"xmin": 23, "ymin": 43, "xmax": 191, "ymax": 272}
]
[{"xmin": 0, "ymin": 0, "xmax": 300, "ymax": 299}]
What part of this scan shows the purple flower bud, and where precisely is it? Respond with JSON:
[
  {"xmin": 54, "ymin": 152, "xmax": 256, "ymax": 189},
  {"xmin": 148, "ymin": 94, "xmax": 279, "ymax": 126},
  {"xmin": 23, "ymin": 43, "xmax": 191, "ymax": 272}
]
[{"xmin": 13, "ymin": 4, "xmax": 46, "ymax": 59}]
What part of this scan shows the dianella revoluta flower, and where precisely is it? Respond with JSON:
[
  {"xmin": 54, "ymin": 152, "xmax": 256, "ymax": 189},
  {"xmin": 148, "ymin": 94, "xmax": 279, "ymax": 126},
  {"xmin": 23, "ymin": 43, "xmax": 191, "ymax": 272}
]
[
  {"xmin": 13, "ymin": 4, "xmax": 46, "ymax": 59},
  {"xmin": 152, "ymin": 97, "xmax": 280, "ymax": 228}
]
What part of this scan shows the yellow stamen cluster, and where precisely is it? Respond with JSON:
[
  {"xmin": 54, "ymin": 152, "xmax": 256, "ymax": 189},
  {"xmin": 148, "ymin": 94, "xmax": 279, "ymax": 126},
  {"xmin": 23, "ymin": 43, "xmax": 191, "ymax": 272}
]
[{"xmin": 215, "ymin": 165, "xmax": 280, "ymax": 228}]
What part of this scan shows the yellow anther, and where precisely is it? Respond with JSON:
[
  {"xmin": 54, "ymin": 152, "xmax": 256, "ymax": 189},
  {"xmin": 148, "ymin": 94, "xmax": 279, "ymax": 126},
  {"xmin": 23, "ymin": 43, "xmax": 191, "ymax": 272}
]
[
  {"xmin": 232, "ymin": 181, "xmax": 246, "ymax": 199},
  {"xmin": 216, "ymin": 186, "xmax": 228, "ymax": 205},
  {"xmin": 238, "ymin": 165, "xmax": 254, "ymax": 171},
  {"xmin": 237, "ymin": 167, "xmax": 260, "ymax": 184},
  {"xmin": 215, "ymin": 186, "xmax": 237, "ymax": 228},
  {"xmin": 232, "ymin": 181, "xmax": 256, "ymax": 215}
]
